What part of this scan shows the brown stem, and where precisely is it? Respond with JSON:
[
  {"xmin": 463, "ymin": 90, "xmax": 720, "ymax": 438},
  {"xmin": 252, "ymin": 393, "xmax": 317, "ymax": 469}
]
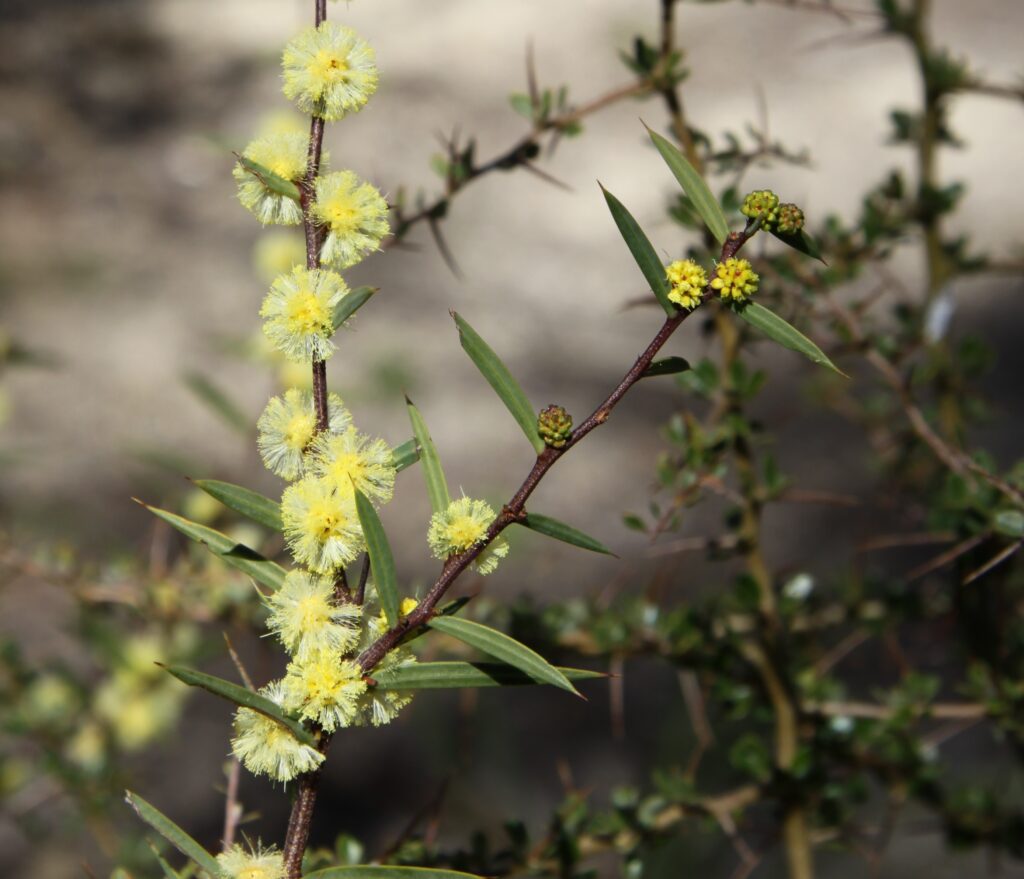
[
  {"xmin": 311, "ymin": 359, "xmax": 328, "ymax": 433},
  {"xmin": 358, "ymin": 226, "xmax": 758, "ymax": 675},
  {"xmin": 282, "ymin": 770, "xmax": 320, "ymax": 877},
  {"xmin": 221, "ymin": 759, "xmax": 242, "ymax": 852},
  {"xmin": 389, "ymin": 78, "xmax": 652, "ymax": 244},
  {"xmin": 657, "ymin": 0, "xmax": 702, "ymax": 173},
  {"xmin": 278, "ymin": 4, "xmax": 762, "ymax": 865},
  {"xmin": 282, "ymin": 3, "xmax": 329, "ymax": 876}
]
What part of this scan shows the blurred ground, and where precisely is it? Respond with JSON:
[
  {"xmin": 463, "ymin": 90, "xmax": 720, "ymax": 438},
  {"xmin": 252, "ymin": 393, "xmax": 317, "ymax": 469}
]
[{"xmin": 1, "ymin": 0, "xmax": 1023, "ymax": 877}]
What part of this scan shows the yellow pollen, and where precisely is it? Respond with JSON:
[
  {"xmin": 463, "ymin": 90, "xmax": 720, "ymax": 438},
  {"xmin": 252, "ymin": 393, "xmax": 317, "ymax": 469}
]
[
  {"xmin": 321, "ymin": 195, "xmax": 359, "ymax": 233},
  {"xmin": 310, "ymin": 50, "xmax": 350, "ymax": 88},
  {"xmin": 295, "ymin": 593, "xmax": 330, "ymax": 630},
  {"xmin": 285, "ymin": 289, "xmax": 330, "ymax": 335},
  {"xmin": 448, "ymin": 516, "xmax": 485, "ymax": 549},
  {"xmin": 328, "ymin": 452, "xmax": 366, "ymax": 485},
  {"xmin": 283, "ymin": 412, "xmax": 315, "ymax": 451},
  {"xmin": 306, "ymin": 500, "xmax": 346, "ymax": 540}
]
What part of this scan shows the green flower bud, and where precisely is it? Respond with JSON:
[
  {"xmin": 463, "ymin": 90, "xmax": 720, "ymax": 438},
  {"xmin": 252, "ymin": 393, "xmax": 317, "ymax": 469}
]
[
  {"xmin": 741, "ymin": 189, "xmax": 780, "ymax": 228},
  {"xmin": 776, "ymin": 203, "xmax": 805, "ymax": 234},
  {"xmin": 538, "ymin": 404, "xmax": 573, "ymax": 449}
]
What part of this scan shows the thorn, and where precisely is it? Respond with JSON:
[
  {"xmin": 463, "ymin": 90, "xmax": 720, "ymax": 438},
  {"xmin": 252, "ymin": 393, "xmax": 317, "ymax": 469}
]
[
  {"xmin": 428, "ymin": 215, "xmax": 464, "ymax": 279},
  {"xmin": 526, "ymin": 39, "xmax": 539, "ymax": 106},
  {"xmin": 521, "ymin": 161, "xmax": 571, "ymax": 191}
]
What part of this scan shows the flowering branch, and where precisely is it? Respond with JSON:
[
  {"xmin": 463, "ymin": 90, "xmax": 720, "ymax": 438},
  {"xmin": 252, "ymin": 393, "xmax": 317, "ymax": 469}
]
[{"xmin": 358, "ymin": 221, "xmax": 756, "ymax": 680}]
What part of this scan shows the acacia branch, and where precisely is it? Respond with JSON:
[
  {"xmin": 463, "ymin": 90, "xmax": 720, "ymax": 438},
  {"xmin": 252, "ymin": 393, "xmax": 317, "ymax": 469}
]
[
  {"xmin": 387, "ymin": 79, "xmax": 651, "ymax": 248},
  {"xmin": 357, "ymin": 227, "xmax": 756, "ymax": 675}
]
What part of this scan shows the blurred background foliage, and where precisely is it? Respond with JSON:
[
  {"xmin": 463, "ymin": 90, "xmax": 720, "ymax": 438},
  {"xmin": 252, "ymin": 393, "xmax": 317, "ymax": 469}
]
[{"xmin": 1, "ymin": 0, "xmax": 1023, "ymax": 877}]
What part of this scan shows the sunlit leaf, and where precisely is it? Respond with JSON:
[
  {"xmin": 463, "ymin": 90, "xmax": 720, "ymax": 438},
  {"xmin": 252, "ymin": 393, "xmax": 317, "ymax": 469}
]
[
  {"xmin": 647, "ymin": 126, "xmax": 730, "ymax": 245},
  {"xmin": 601, "ymin": 185, "xmax": 675, "ymax": 316},
  {"xmin": 736, "ymin": 302, "xmax": 844, "ymax": 375},
  {"xmin": 519, "ymin": 513, "xmax": 615, "ymax": 556},
  {"xmin": 333, "ymin": 286, "xmax": 377, "ymax": 331},
  {"xmin": 192, "ymin": 479, "xmax": 282, "ymax": 532},
  {"xmin": 391, "ymin": 438, "xmax": 420, "ymax": 473},
  {"xmin": 354, "ymin": 489, "xmax": 400, "ymax": 626},
  {"xmin": 235, "ymin": 155, "xmax": 301, "ymax": 201},
  {"xmin": 143, "ymin": 504, "xmax": 285, "ymax": 589},
  {"xmin": 406, "ymin": 399, "xmax": 450, "ymax": 515},
  {"xmin": 162, "ymin": 664, "xmax": 315, "ymax": 746},
  {"xmin": 372, "ymin": 661, "xmax": 605, "ymax": 690},
  {"xmin": 124, "ymin": 792, "xmax": 220, "ymax": 877},
  {"xmin": 428, "ymin": 616, "xmax": 580, "ymax": 696},
  {"xmin": 452, "ymin": 313, "xmax": 545, "ymax": 454}
]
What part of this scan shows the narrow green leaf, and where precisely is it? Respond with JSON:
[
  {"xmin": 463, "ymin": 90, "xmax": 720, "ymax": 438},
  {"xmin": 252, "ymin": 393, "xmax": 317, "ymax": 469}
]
[
  {"xmin": 452, "ymin": 312, "xmax": 545, "ymax": 454},
  {"xmin": 646, "ymin": 126, "xmax": 730, "ymax": 245},
  {"xmin": 641, "ymin": 356, "xmax": 691, "ymax": 379},
  {"xmin": 736, "ymin": 302, "xmax": 845, "ymax": 375},
  {"xmin": 391, "ymin": 438, "xmax": 420, "ymax": 473},
  {"xmin": 428, "ymin": 616, "xmax": 580, "ymax": 696},
  {"xmin": 600, "ymin": 185, "xmax": 675, "ymax": 316},
  {"xmin": 192, "ymin": 479, "xmax": 282, "ymax": 532},
  {"xmin": 144, "ymin": 504, "xmax": 285, "ymax": 590},
  {"xmin": 406, "ymin": 399, "xmax": 450, "ymax": 515},
  {"xmin": 373, "ymin": 661, "xmax": 606, "ymax": 690},
  {"xmin": 183, "ymin": 371, "xmax": 249, "ymax": 436},
  {"xmin": 162, "ymin": 665, "xmax": 316, "ymax": 746},
  {"xmin": 235, "ymin": 155, "xmax": 302, "ymax": 201},
  {"xmin": 519, "ymin": 513, "xmax": 615, "ymax": 556},
  {"xmin": 354, "ymin": 489, "xmax": 400, "ymax": 626},
  {"xmin": 305, "ymin": 866, "xmax": 485, "ymax": 879},
  {"xmin": 125, "ymin": 792, "xmax": 220, "ymax": 877},
  {"xmin": 333, "ymin": 285, "xmax": 377, "ymax": 331},
  {"xmin": 146, "ymin": 839, "xmax": 186, "ymax": 879},
  {"xmin": 770, "ymin": 228, "xmax": 827, "ymax": 264}
]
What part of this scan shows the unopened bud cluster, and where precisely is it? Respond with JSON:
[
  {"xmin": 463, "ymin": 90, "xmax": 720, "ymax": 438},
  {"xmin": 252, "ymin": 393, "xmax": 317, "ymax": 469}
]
[
  {"xmin": 741, "ymin": 189, "xmax": 780, "ymax": 227},
  {"xmin": 742, "ymin": 188, "xmax": 804, "ymax": 234},
  {"xmin": 538, "ymin": 405, "xmax": 573, "ymax": 448},
  {"xmin": 776, "ymin": 202, "xmax": 805, "ymax": 234}
]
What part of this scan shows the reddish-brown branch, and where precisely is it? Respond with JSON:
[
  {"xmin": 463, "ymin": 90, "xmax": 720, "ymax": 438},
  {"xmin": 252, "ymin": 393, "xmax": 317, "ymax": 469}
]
[
  {"xmin": 357, "ymin": 226, "xmax": 756, "ymax": 675},
  {"xmin": 282, "ymin": 770, "xmax": 320, "ymax": 877},
  {"xmin": 282, "ymin": 2, "xmax": 329, "ymax": 875}
]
